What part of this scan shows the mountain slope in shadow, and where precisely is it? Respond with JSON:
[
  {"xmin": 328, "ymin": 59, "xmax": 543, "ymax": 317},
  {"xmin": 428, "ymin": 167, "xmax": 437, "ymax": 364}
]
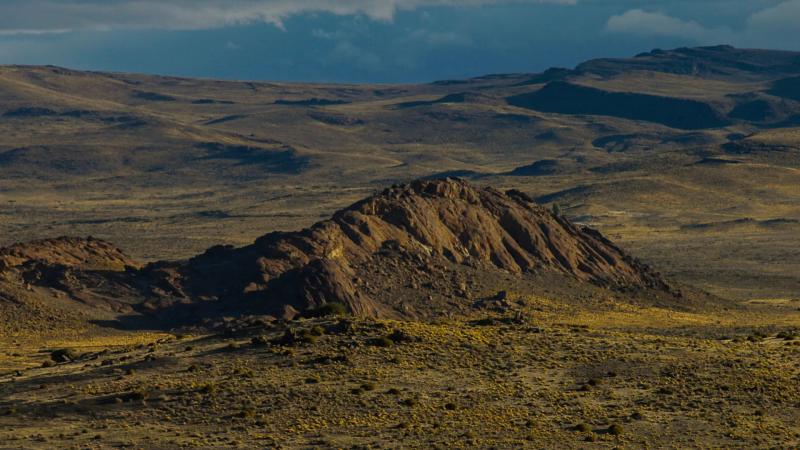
[{"xmin": 507, "ymin": 81, "xmax": 730, "ymax": 130}]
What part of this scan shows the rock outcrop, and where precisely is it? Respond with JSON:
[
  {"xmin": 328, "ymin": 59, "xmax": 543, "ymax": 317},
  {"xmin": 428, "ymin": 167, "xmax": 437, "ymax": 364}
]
[
  {"xmin": 0, "ymin": 180, "xmax": 675, "ymax": 322},
  {"xmin": 138, "ymin": 178, "xmax": 672, "ymax": 318},
  {"xmin": 0, "ymin": 237, "xmax": 134, "ymax": 274}
]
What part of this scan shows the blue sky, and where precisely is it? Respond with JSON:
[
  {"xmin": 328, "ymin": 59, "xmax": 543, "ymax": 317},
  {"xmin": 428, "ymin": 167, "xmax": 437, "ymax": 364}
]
[{"xmin": 0, "ymin": 1, "xmax": 799, "ymax": 83}]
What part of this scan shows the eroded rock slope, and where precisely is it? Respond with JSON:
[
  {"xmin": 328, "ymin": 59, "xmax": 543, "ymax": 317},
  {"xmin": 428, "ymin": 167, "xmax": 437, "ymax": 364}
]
[{"xmin": 1, "ymin": 179, "xmax": 676, "ymax": 325}]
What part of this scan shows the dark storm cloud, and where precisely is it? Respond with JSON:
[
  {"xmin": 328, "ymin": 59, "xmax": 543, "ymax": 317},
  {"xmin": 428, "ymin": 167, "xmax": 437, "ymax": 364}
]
[
  {"xmin": 0, "ymin": 1, "xmax": 799, "ymax": 83},
  {"xmin": 0, "ymin": 0, "xmax": 574, "ymax": 34}
]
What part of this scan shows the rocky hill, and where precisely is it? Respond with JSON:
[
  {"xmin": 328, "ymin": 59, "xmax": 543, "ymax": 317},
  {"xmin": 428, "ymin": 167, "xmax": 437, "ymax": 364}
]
[
  {"xmin": 0, "ymin": 237, "xmax": 140, "ymax": 335},
  {"xmin": 0, "ymin": 236, "xmax": 134, "ymax": 273},
  {"xmin": 1, "ymin": 179, "xmax": 677, "ymax": 327}
]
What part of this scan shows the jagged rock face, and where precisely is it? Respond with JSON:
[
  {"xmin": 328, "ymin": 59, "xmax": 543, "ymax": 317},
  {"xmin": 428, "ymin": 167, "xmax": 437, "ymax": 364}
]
[
  {"xmin": 152, "ymin": 179, "xmax": 671, "ymax": 318},
  {"xmin": 334, "ymin": 180, "xmax": 656, "ymax": 283},
  {"xmin": 0, "ymin": 180, "xmax": 673, "ymax": 321}
]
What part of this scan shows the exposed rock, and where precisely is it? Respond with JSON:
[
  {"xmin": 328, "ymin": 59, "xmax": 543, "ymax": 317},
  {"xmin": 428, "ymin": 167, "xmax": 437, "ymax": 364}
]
[
  {"xmin": 0, "ymin": 237, "xmax": 140, "ymax": 315},
  {"xmin": 0, "ymin": 236, "xmax": 135, "ymax": 273},
  {"xmin": 140, "ymin": 178, "xmax": 673, "ymax": 318},
  {"xmin": 0, "ymin": 180, "xmax": 676, "ymax": 323}
]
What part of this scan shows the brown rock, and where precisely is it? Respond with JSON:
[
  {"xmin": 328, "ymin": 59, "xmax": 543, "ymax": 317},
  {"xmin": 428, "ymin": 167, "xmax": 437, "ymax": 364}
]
[{"xmin": 1, "ymin": 179, "xmax": 675, "ymax": 323}]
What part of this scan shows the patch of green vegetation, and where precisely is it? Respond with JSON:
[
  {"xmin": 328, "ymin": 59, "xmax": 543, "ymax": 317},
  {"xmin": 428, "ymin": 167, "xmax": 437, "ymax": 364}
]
[{"xmin": 304, "ymin": 302, "xmax": 348, "ymax": 318}]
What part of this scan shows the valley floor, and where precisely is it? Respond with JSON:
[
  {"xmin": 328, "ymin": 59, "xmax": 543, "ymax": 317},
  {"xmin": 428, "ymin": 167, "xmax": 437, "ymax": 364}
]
[{"xmin": 1, "ymin": 297, "xmax": 798, "ymax": 449}]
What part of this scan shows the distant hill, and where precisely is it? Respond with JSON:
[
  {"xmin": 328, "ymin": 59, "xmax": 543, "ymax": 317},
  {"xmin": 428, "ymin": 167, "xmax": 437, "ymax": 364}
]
[
  {"xmin": 1, "ymin": 45, "xmax": 799, "ymax": 302},
  {"xmin": 575, "ymin": 45, "xmax": 800, "ymax": 79}
]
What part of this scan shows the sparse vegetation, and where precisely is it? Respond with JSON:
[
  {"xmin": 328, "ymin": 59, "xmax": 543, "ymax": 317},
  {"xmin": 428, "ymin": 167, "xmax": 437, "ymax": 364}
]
[
  {"xmin": 0, "ymin": 307, "xmax": 798, "ymax": 447},
  {"xmin": 574, "ymin": 423, "xmax": 591, "ymax": 432},
  {"xmin": 304, "ymin": 302, "xmax": 348, "ymax": 318},
  {"xmin": 50, "ymin": 348, "xmax": 78, "ymax": 363},
  {"xmin": 1, "ymin": 47, "xmax": 800, "ymax": 449}
]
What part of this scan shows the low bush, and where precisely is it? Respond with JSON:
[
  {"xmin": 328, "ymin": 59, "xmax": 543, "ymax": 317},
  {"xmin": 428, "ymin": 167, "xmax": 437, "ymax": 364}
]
[
  {"xmin": 371, "ymin": 336, "xmax": 394, "ymax": 347},
  {"xmin": 573, "ymin": 423, "xmax": 591, "ymax": 432},
  {"xmin": 304, "ymin": 302, "xmax": 348, "ymax": 318},
  {"xmin": 50, "ymin": 349, "xmax": 78, "ymax": 363},
  {"xmin": 608, "ymin": 424, "xmax": 624, "ymax": 436}
]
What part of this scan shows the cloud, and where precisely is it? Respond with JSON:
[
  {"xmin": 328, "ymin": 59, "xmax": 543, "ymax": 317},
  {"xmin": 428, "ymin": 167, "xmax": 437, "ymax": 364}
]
[
  {"xmin": 606, "ymin": 3, "xmax": 800, "ymax": 49},
  {"xmin": 746, "ymin": 0, "xmax": 800, "ymax": 38},
  {"xmin": 605, "ymin": 9, "xmax": 733, "ymax": 43},
  {"xmin": 0, "ymin": 0, "xmax": 576, "ymax": 35}
]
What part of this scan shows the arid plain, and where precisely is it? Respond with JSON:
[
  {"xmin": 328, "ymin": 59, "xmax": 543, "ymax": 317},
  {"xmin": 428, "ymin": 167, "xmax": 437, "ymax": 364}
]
[{"xmin": 0, "ymin": 46, "xmax": 799, "ymax": 448}]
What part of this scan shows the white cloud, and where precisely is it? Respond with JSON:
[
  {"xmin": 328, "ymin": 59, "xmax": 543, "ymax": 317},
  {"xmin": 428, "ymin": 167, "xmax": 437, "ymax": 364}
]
[
  {"xmin": 746, "ymin": 0, "xmax": 800, "ymax": 38},
  {"xmin": 0, "ymin": 0, "xmax": 576, "ymax": 35},
  {"xmin": 606, "ymin": 3, "xmax": 800, "ymax": 49},
  {"xmin": 605, "ymin": 9, "xmax": 733, "ymax": 43}
]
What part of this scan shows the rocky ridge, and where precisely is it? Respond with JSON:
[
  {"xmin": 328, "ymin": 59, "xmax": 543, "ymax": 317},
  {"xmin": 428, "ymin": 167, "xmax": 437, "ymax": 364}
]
[{"xmin": 0, "ymin": 179, "xmax": 676, "ymax": 324}]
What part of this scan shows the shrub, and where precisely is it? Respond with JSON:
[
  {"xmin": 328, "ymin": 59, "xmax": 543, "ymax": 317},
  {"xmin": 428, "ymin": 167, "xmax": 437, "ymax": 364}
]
[
  {"xmin": 251, "ymin": 336, "xmax": 269, "ymax": 346},
  {"xmin": 236, "ymin": 409, "xmax": 256, "ymax": 419},
  {"xmin": 115, "ymin": 390, "xmax": 148, "ymax": 403},
  {"xmin": 326, "ymin": 319, "xmax": 357, "ymax": 335},
  {"xmin": 233, "ymin": 368, "xmax": 254, "ymax": 378},
  {"xmin": 747, "ymin": 331, "xmax": 767, "ymax": 342},
  {"xmin": 657, "ymin": 387, "xmax": 674, "ymax": 395},
  {"xmin": 574, "ymin": 423, "xmax": 591, "ymax": 432},
  {"xmin": 777, "ymin": 331, "xmax": 797, "ymax": 341},
  {"xmin": 372, "ymin": 336, "xmax": 394, "ymax": 347},
  {"xmin": 361, "ymin": 382, "xmax": 376, "ymax": 391},
  {"xmin": 199, "ymin": 383, "xmax": 217, "ymax": 394},
  {"xmin": 608, "ymin": 424, "xmax": 624, "ymax": 436},
  {"xmin": 444, "ymin": 402, "xmax": 457, "ymax": 411},
  {"xmin": 272, "ymin": 329, "xmax": 317, "ymax": 346},
  {"xmin": 401, "ymin": 398, "xmax": 417, "ymax": 407},
  {"xmin": 305, "ymin": 302, "xmax": 348, "ymax": 318},
  {"xmin": 387, "ymin": 330, "xmax": 413, "ymax": 343},
  {"xmin": 297, "ymin": 329, "xmax": 317, "ymax": 344},
  {"xmin": 50, "ymin": 349, "xmax": 78, "ymax": 363}
]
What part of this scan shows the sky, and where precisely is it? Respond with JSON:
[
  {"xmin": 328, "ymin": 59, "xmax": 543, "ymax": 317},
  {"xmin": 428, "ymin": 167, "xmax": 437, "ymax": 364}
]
[{"xmin": 0, "ymin": 0, "xmax": 798, "ymax": 83}]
